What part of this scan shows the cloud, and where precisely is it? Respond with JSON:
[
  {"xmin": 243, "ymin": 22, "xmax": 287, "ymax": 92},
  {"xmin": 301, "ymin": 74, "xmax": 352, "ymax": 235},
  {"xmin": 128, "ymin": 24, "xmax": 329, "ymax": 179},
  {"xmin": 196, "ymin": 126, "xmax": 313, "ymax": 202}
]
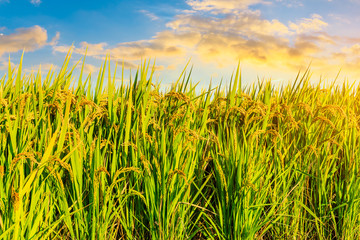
[
  {"xmin": 109, "ymin": 39, "xmax": 184, "ymax": 61},
  {"xmin": 0, "ymin": 0, "xmax": 40, "ymax": 3},
  {"xmin": 30, "ymin": 0, "xmax": 41, "ymax": 5},
  {"xmin": 79, "ymin": 42, "xmax": 108, "ymax": 56},
  {"xmin": 51, "ymin": 0, "xmax": 360, "ymax": 79},
  {"xmin": 53, "ymin": 10, "xmax": 331, "ymax": 72},
  {"xmin": 0, "ymin": 25, "xmax": 58, "ymax": 57},
  {"xmin": 0, "ymin": 59, "xmax": 15, "ymax": 70},
  {"xmin": 275, "ymin": 0, "xmax": 304, "ymax": 8},
  {"xmin": 167, "ymin": 10, "xmax": 290, "ymax": 36},
  {"xmin": 328, "ymin": 13, "xmax": 351, "ymax": 24},
  {"xmin": 76, "ymin": 63, "xmax": 98, "ymax": 74},
  {"xmin": 115, "ymin": 60, "xmax": 139, "ymax": 69},
  {"xmin": 162, "ymin": 10, "xmax": 333, "ymax": 69},
  {"xmin": 186, "ymin": 0, "xmax": 268, "ymax": 13},
  {"xmin": 343, "ymin": 44, "xmax": 360, "ymax": 55},
  {"xmin": 289, "ymin": 14, "xmax": 328, "ymax": 34},
  {"xmin": 139, "ymin": 10, "xmax": 159, "ymax": 21},
  {"xmin": 54, "ymin": 31, "xmax": 200, "ymax": 62},
  {"xmin": 49, "ymin": 32, "xmax": 60, "ymax": 46},
  {"xmin": 25, "ymin": 63, "xmax": 58, "ymax": 73}
]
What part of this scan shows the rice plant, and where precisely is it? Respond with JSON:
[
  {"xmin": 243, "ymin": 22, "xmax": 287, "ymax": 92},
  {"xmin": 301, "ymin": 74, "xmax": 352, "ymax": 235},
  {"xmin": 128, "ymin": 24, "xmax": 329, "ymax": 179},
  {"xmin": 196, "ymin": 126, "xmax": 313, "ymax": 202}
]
[{"xmin": 0, "ymin": 52, "xmax": 360, "ymax": 239}]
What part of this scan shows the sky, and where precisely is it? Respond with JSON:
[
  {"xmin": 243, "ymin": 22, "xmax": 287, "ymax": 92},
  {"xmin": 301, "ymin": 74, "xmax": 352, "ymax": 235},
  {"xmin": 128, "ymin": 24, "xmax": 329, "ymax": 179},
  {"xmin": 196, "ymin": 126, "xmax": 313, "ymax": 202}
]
[{"xmin": 1, "ymin": 0, "xmax": 360, "ymax": 88}]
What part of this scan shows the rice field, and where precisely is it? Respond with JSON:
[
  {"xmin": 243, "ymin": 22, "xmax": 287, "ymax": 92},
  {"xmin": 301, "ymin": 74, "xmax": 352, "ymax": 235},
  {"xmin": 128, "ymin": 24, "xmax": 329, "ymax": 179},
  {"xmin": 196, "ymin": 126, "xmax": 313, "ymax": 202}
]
[{"xmin": 1, "ymin": 52, "xmax": 360, "ymax": 239}]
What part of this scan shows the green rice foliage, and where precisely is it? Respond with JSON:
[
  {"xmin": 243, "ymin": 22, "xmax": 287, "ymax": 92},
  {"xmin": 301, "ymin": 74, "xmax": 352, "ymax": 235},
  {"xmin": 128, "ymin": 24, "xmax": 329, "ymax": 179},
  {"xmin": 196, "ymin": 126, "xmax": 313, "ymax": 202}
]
[{"xmin": 1, "ymin": 53, "xmax": 360, "ymax": 239}]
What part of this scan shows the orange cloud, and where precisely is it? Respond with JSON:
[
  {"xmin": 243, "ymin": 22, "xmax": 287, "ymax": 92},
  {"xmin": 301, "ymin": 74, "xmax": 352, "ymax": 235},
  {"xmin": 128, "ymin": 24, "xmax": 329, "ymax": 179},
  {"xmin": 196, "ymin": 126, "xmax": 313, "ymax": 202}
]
[
  {"xmin": 51, "ymin": 0, "xmax": 360, "ymax": 79},
  {"xmin": 289, "ymin": 14, "xmax": 328, "ymax": 34},
  {"xmin": 54, "ymin": 31, "xmax": 201, "ymax": 63},
  {"xmin": 167, "ymin": 11, "xmax": 289, "ymax": 36},
  {"xmin": 0, "ymin": 25, "xmax": 59, "ymax": 57},
  {"xmin": 342, "ymin": 44, "xmax": 360, "ymax": 55}
]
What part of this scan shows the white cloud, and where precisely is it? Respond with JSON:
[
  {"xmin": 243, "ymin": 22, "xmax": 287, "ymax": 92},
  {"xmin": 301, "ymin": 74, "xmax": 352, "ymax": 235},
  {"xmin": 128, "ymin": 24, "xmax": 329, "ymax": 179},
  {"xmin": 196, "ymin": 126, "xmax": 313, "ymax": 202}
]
[{"xmin": 30, "ymin": 0, "xmax": 41, "ymax": 5}]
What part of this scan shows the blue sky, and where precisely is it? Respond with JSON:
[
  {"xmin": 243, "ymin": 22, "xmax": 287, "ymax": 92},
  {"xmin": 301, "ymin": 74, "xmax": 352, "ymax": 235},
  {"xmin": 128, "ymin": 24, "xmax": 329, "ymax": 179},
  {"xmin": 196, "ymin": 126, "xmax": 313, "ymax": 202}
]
[{"xmin": 1, "ymin": 0, "xmax": 360, "ymax": 88}]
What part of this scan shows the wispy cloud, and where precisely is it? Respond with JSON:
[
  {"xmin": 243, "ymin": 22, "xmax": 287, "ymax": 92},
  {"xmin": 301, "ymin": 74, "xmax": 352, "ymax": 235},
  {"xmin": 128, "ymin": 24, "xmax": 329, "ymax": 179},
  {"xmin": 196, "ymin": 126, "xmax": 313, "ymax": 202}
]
[
  {"xmin": 49, "ymin": 32, "xmax": 60, "ymax": 46},
  {"xmin": 139, "ymin": 10, "xmax": 159, "ymax": 21},
  {"xmin": 275, "ymin": 0, "xmax": 304, "ymax": 8},
  {"xmin": 0, "ymin": 58, "xmax": 15, "ymax": 70},
  {"xmin": 30, "ymin": 0, "xmax": 41, "ymax": 6},
  {"xmin": 24, "ymin": 63, "xmax": 58, "ymax": 73},
  {"xmin": 186, "ymin": 0, "xmax": 268, "ymax": 13},
  {"xmin": 0, "ymin": 0, "xmax": 41, "ymax": 4},
  {"xmin": 328, "ymin": 13, "xmax": 351, "ymax": 24}
]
